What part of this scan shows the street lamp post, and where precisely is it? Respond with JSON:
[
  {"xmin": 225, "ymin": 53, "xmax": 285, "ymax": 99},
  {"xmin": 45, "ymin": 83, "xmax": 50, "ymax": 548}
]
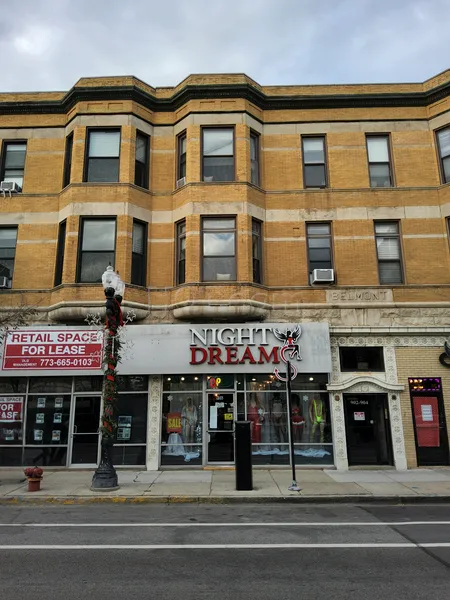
[{"xmin": 91, "ymin": 266, "xmax": 125, "ymax": 491}]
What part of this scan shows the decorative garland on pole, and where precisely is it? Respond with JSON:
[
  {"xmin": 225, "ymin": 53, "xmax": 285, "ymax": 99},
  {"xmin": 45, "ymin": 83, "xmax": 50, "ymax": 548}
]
[
  {"xmin": 91, "ymin": 292, "xmax": 123, "ymax": 491},
  {"xmin": 100, "ymin": 297, "xmax": 124, "ymax": 440}
]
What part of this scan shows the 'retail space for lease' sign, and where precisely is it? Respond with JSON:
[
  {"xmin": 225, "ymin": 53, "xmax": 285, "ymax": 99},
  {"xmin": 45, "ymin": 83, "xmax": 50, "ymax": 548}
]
[{"xmin": 2, "ymin": 329, "xmax": 103, "ymax": 370}]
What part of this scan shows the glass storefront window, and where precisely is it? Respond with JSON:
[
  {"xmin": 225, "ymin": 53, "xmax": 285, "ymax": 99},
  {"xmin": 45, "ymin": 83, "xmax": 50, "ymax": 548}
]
[
  {"xmin": 26, "ymin": 395, "xmax": 71, "ymax": 445},
  {"xmin": 0, "ymin": 395, "xmax": 24, "ymax": 444},
  {"xmin": 0, "ymin": 378, "xmax": 27, "ymax": 394},
  {"xmin": 206, "ymin": 374, "xmax": 235, "ymax": 390},
  {"xmin": 115, "ymin": 393, "xmax": 148, "ymax": 444},
  {"xmin": 24, "ymin": 447, "xmax": 67, "ymax": 467},
  {"xmin": 163, "ymin": 375, "xmax": 202, "ymax": 392},
  {"xmin": 161, "ymin": 391, "xmax": 202, "ymax": 465},
  {"xmin": 243, "ymin": 380, "xmax": 333, "ymax": 466},
  {"xmin": 117, "ymin": 375, "xmax": 148, "ymax": 392},
  {"xmin": 74, "ymin": 376, "xmax": 103, "ymax": 393},
  {"xmin": 29, "ymin": 377, "xmax": 72, "ymax": 394}
]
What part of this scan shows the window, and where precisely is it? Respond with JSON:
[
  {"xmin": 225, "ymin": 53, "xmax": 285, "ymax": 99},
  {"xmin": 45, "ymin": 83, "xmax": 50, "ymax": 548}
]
[
  {"xmin": 1, "ymin": 142, "xmax": 26, "ymax": 191},
  {"xmin": 202, "ymin": 217, "xmax": 236, "ymax": 281},
  {"xmin": 85, "ymin": 129, "xmax": 120, "ymax": 182},
  {"xmin": 306, "ymin": 223, "xmax": 333, "ymax": 281},
  {"xmin": 302, "ymin": 136, "xmax": 327, "ymax": 188},
  {"xmin": 54, "ymin": 220, "xmax": 66, "ymax": 287},
  {"xmin": 177, "ymin": 132, "xmax": 187, "ymax": 182},
  {"xmin": 62, "ymin": 134, "xmax": 73, "ymax": 188},
  {"xmin": 77, "ymin": 218, "xmax": 116, "ymax": 283},
  {"xmin": 202, "ymin": 128, "xmax": 234, "ymax": 182},
  {"xmin": 340, "ymin": 347, "xmax": 385, "ymax": 372},
  {"xmin": 250, "ymin": 132, "xmax": 260, "ymax": 185},
  {"xmin": 436, "ymin": 127, "xmax": 450, "ymax": 184},
  {"xmin": 131, "ymin": 220, "xmax": 146, "ymax": 286},
  {"xmin": 367, "ymin": 135, "xmax": 393, "ymax": 187},
  {"xmin": 0, "ymin": 227, "xmax": 18, "ymax": 288},
  {"xmin": 374, "ymin": 221, "xmax": 403, "ymax": 284},
  {"xmin": 134, "ymin": 132, "xmax": 150, "ymax": 189},
  {"xmin": 252, "ymin": 219, "xmax": 262, "ymax": 283},
  {"xmin": 176, "ymin": 220, "xmax": 186, "ymax": 285}
]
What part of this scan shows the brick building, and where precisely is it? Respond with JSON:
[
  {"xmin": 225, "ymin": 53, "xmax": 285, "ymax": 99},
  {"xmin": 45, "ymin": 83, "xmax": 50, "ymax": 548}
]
[{"xmin": 1, "ymin": 70, "xmax": 450, "ymax": 470}]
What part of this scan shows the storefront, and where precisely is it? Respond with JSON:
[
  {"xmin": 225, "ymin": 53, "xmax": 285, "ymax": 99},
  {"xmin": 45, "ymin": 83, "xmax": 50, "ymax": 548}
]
[{"xmin": 0, "ymin": 322, "xmax": 333, "ymax": 469}]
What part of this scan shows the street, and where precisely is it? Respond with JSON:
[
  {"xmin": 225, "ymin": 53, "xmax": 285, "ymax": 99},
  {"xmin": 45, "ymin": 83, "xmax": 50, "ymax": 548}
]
[{"xmin": 0, "ymin": 503, "xmax": 449, "ymax": 599}]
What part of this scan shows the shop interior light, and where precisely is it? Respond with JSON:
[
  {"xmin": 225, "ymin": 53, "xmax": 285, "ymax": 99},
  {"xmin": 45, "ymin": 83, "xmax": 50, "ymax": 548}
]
[
  {"xmin": 167, "ymin": 377, "xmax": 171, "ymax": 381},
  {"xmin": 309, "ymin": 377, "xmax": 314, "ymax": 381},
  {"xmin": 194, "ymin": 376, "xmax": 198, "ymax": 381},
  {"xmin": 252, "ymin": 378, "xmax": 256, "ymax": 381},
  {"xmin": 181, "ymin": 377, "xmax": 185, "ymax": 381}
]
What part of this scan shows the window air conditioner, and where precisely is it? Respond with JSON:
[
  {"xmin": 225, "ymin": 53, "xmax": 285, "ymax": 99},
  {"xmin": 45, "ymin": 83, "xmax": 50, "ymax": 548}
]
[
  {"xmin": 176, "ymin": 177, "xmax": 186, "ymax": 189},
  {"xmin": 0, "ymin": 276, "xmax": 10, "ymax": 289},
  {"xmin": 0, "ymin": 181, "xmax": 21, "ymax": 197},
  {"xmin": 311, "ymin": 268, "xmax": 335, "ymax": 284}
]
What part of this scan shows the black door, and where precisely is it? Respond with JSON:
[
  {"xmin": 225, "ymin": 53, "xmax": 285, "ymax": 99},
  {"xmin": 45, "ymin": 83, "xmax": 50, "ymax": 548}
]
[
  {"xmin": 207, "ymin": 393, "xmax": 234, "ymax": 462},
  {"xmin": 344, "ymin": 394, "xmax": 392, "ymax": 466}
]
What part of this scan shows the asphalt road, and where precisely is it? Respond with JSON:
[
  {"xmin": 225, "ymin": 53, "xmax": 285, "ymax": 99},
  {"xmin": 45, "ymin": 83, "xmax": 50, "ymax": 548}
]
[{"xmin": 1, "ymin": 503, "xmax": 450, "ymax": 600}]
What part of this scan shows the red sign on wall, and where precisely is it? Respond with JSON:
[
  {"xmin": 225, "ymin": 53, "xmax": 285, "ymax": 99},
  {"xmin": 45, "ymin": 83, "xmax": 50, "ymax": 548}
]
[
  {"xmin": 2, "ymin": 330, "xmax": 103, "ymax": 370},
  {"xmin": 0, "ymin": 397, "xmax": 23, "ymax": 422},
  {"xmin": 167, "ymin": 412, "xmax": 182, "ymax": 433}
]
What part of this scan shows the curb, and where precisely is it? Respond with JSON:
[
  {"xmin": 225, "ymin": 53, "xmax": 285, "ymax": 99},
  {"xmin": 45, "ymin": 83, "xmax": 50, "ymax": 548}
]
[{"xmin": 1, "ymin": 494, "xmax": 450, "ymax": 505}]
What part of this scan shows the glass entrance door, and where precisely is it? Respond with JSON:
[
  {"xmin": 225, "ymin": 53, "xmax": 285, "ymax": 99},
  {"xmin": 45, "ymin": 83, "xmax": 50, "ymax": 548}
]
[
  {"xmin": 207, "ymin": 392, "xmax": 235, "ymax": 463},
  {"xmin": 70, "ymin": 396, "xmax": 101, "ymax": 465},
  {"xmin": 344, "ymin": 394, "xmax": 393, "ymax": 466}
]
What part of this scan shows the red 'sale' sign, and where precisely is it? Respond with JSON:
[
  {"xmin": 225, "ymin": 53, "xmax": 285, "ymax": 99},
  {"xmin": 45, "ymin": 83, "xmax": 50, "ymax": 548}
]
[
  {"xmin": 167, "ymin": 412, "xmax": 182, "ymax": 433},
  {"xmin": 2, "ymin": 330, "xmax": 103, "ymax": 370}
]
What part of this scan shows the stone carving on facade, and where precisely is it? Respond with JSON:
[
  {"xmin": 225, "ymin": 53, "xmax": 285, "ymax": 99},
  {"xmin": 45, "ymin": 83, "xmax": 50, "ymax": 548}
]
[
  {"xmin": 331, "ymin": 336, "xmax": 446, "ymax": 348},
  {"xmin": 148, "ymin": 375, "xmax": 162, "ymax": 468},
  {"xmin": 271, "ymin": 306, "xmax": 450, "ymax": 328}
]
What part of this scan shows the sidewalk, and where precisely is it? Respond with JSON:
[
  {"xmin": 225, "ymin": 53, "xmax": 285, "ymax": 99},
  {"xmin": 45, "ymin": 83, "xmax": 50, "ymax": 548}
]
[{"xmin": 2, "ymin": 468, "xmax": 450, "ymax": 503}]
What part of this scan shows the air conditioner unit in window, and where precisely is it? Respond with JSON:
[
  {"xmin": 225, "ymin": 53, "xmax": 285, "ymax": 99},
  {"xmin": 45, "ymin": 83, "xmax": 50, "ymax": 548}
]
[
  {"xmin": 311, "ymin": 268, "xmax": 335, "ymax": 284},
  {"xmin": 176, "ymin": 177, "xmax": 186, "ymax": 189},
  {"xmin": 0, "ymin": 276, "xmax": 10, "ymax": 289},
  {"xmin": 0, "ymin": 181, "xmax": 21, "ymax": 197}
]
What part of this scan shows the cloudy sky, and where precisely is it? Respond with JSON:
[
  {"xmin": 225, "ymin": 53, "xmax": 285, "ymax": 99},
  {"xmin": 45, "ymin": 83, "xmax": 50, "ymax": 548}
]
[{"xmin": 0, "ymin": 0, "xmax": 449, "ymax": 92}]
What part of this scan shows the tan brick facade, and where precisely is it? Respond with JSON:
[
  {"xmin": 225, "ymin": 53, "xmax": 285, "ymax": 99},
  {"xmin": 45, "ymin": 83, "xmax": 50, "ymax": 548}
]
[
  {"xmin": 396, "ymin": 347, "xmax": 450, "ymax": 468},
  {"xmin": 1, "ymin": 71, "xmax": 450, "ymax": 470}
]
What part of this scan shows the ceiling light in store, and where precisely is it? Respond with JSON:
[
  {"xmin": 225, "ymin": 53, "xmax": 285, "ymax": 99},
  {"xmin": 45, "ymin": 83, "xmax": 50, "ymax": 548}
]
[
  {"xmin": 181, "ymin": 377, "xmax": 185, "ymax": 381},
  {"xmin": 167, "ymin": 377, "xmax": 171, "ymax": 381},
  {"xmin": 194, "ymin": 376, "xmax": 198, "ymax": 381},
  {"xmin": 309, "ymin": 377, "xmax": 314, "ymax": 381}
]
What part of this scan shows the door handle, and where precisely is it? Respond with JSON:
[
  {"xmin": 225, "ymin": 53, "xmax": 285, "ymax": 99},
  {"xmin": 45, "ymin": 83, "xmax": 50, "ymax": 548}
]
[{"xmin": 73, "ymin": 425, "xmax": 77, "ymax": 434}]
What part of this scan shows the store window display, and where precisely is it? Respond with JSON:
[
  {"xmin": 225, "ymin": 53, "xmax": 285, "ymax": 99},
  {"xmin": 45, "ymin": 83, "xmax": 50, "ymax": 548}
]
[
  {"xmin": 161, "ymin": 375, "xmax": 202, "ymax": 465},
  {"xmin": 245, "ymin": 374, "xmax": 333, "ymax": 466}
]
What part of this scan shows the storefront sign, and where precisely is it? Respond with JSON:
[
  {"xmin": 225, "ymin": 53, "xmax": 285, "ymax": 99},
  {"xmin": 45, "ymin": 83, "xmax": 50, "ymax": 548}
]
[
  {"xmin": 0, "ymin": 323, "xmax": 332, "ymax": 376},
  {"xmin": 167, "ymin": 412, "xmax": 182, "ymax": 433},
  {"xmin": 0, "ymin": 397, "xmax": 23, "ymax": 422},
  {"xmin": 186, "ymin": 323, "xmax": 330, "ymax": 373},
  {"xmin": 2, "ymin": 329, "xmax": 103, "ymax": 370}
]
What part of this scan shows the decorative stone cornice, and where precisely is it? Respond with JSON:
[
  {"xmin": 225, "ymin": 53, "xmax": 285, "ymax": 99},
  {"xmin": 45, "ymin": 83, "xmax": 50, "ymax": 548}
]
[
  {"xmin": 1, "ymin": 73, "xmax": 450, "ymax": 116},
  {"xmin": 327, "ymin": 375, "xmax": 404, "ymax": 393}
]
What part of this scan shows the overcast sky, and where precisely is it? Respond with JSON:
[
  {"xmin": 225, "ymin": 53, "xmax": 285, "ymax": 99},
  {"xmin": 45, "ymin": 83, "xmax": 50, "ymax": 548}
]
[{"xmin": 0, "ymin": 0, "xmax": 449, "ymax": 92}]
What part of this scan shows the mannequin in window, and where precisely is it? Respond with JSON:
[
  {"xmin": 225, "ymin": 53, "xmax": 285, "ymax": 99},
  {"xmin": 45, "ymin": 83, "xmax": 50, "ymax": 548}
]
[
  {"xmin": 291, "ymin": 394, "xmax": 305, "ymax": 442},
  {"xmin": 247, "ymin": 394, "xmax": 263, "ymax": 444},
  {"xmin": 181, "ymin": 396, "xmax": 198, "ymax": 444},
  {"xmin": 271, "ymin": 393, "xmax": 286, "ymax": 444},
  {"xmin": 309, "ymin": 396, "xmax": 326, "ymax": 443}
]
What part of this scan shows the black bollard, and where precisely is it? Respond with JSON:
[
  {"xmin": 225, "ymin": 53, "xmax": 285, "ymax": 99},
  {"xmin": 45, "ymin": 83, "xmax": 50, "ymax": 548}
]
[{"xmin": 235, "ymin": 421, "xmax": 253, "ymax": 491}]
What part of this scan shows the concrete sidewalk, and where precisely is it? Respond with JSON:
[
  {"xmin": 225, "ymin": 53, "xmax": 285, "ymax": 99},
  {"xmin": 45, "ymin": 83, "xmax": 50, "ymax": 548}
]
[{"xmin": 2, "ymin": 468, "xmax": 450, "ymax": 503}]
